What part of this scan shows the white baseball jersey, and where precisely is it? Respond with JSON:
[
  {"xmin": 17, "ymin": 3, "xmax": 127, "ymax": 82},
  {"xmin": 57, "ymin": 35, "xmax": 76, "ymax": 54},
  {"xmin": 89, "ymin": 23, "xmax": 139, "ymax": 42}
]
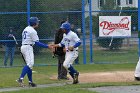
[
  {"xmin": 59, "ymin": 31, "xmax": 81, "ymax": 69},
  {"xmin": 22, "ymin": 26, "xmax": 39, "ymax": 45},
  {"xmin": 21, "ymin": 26, "xmax": 39, "ymax": 68},
  {"xmin": 60, "ymin": 31, "xmax": 80, "ymax": 51}
]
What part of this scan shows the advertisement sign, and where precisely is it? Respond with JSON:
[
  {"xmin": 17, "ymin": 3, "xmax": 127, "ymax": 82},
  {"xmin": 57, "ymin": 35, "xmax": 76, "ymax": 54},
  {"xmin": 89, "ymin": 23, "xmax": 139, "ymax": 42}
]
[{"xmin": 99, "ymin": 16, "xmax": 131, "ymax": 37}]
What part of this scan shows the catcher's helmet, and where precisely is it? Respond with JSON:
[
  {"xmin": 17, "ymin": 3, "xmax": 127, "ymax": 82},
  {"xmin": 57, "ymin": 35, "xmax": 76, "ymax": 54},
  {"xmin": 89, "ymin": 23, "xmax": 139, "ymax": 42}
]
[
  {"xmin": 60, "ymin": 22, "xmax": 71, "ymax": 31},
  {"xmin": 29, "ymin": 17, "xmax": 40, "ymax": 26}
]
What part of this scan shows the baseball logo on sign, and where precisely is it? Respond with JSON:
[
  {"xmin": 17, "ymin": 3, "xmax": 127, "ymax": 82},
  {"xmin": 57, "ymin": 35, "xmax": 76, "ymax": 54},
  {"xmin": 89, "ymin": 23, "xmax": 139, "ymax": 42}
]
[{"xmin": 99, "ymin": 16, "xmax": 131, "ymax": 37}]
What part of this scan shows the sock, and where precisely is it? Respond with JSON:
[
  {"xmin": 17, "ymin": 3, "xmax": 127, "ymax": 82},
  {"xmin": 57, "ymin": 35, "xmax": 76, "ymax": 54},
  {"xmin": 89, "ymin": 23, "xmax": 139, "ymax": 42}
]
[
  {"xmin": 68, "ymin": 65, "xmax": 77, "ymax": 78},
  {"xmin": 27, "ymin": 68, "xmax": 33, "ymax": 82},
  {"xmin": 20, "ymin": 65, "xmax": 30, "ymax": 79},
  {"xmin": 69, "ymin": 72, "xmax": 74, "ymax": 78}
]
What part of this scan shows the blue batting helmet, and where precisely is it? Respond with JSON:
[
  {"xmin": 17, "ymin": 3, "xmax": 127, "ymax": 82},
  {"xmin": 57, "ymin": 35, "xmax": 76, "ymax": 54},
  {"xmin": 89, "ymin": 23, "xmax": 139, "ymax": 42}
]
[
  {"xmin": 29, "ymin": 17, "xmax": 40, "ymax": 26},
  {"xmin": 60, "ymin": 22, "xmax": 71, "ymax": 31}
]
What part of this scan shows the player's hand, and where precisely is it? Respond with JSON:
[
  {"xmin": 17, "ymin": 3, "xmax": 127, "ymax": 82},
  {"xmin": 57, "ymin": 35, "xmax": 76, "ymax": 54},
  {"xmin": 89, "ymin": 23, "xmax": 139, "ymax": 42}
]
[
  {"xmin": 53, "ymin": 44, "xmax": 59, "ymax": 48},
  {"xmin": 48, "ymin": 44, "xmax": 53, "ymax": 49},
  {"xmin": 68, "ymin": 46, "xmax": 74, "ymax": 51},
  {"xmin": 48, "ymin": 44, "xmax": 56, "ymax": 58},
  {"xmin": 63, "ymin": 48, "xmax": 66, "ymax": 53}
]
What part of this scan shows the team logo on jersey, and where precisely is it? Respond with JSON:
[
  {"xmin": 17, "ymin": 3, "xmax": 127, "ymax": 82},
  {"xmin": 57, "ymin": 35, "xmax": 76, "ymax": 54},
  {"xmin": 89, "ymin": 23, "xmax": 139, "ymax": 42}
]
[{"xmin": 64, "ymin": 38, "xmax": 70, "ymax": 42}]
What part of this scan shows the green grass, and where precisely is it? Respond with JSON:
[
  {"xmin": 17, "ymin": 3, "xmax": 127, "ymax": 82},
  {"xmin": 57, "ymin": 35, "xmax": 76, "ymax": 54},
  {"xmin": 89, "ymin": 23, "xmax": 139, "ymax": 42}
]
[
  {"xmin": 0, "ymin": 63, "xmax": 139, "ymax": 93},
  {"xmin": 0, "ymin": 46, "xmax": 139, "ymax": 93},
  {"xmin": 1, "ymin": 86, "xmax": 97, "ymax": 93},
  {"xmin": 1, "ymin": 79, "xmax": 140, "ymax": 93},
  {"xmin": 0, "ymin": 46, "xmax": 138, "ymax": 66},
  {"xmin": 0, "ymin": 63, "xmax": 137, "ymax": 87}
]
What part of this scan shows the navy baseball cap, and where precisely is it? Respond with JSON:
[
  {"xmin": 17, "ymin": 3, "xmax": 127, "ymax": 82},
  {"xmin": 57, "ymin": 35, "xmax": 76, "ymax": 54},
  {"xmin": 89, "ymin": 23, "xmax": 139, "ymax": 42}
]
[{"xmin": 29, "ymin": 17, "xmax": 40, "ymax": 26}]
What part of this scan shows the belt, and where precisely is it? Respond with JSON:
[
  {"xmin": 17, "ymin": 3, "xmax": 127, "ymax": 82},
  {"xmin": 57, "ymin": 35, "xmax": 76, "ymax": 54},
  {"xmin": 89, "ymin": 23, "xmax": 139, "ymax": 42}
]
[
  {"xmin": 23, "ymin": 44, "xmax": 33, "ymax": 46},
  {"xmin": 66, "ymin": 50, "xmax": 78, "ymax": 52}
]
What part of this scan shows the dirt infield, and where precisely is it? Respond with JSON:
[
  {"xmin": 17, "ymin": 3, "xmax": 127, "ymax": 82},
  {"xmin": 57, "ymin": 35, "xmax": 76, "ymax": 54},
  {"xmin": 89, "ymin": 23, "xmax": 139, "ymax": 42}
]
[
  {"xmin": 79, "ymin": 71, "xmax": 134, "ymax": 83},
  {"xmin": 50, "ymin": 71, "xmax": 135, "ymax": 83},
  {"xmin": 50, "ymin": 71, "xmax": 140, "ymax": 93}
]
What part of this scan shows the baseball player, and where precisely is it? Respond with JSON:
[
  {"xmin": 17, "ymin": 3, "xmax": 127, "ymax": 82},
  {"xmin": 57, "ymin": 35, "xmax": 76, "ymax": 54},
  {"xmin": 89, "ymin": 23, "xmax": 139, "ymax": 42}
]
[
  {"xmin": 53, "ymin": 22, "xmax": 81, "ymax": 84},
  {"xmin": 16, "ymin": 17, "xmax": 52, "ymax": 87},
  {"xmin": 134, "ymin": 58, "xmax": 140, "ymax": 81}
]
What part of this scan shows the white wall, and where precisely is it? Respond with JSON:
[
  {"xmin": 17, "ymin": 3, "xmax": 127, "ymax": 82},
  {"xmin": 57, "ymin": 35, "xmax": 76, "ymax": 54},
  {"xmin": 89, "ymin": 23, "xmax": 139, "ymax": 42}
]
[
  {"xmin": 85, "ymin": 0, "xmax": 100, "ymax": 17},
  {"xmin": 85, "ymin": 0, "xmax": 138, "ymax": 17},
  {"xmin": 120, "ymin": 0, "xmax": 138, "ymax": 8}
]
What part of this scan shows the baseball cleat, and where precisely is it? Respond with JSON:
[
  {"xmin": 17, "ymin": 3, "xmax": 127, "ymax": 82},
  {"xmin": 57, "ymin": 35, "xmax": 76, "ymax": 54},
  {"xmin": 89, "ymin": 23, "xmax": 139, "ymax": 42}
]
[
  {"xmin": 29, "ymin": 82, "xmax": 37, "ymax": 87},
  {"xmin": 73, "ymin": 72, "xmax": 79, "ymax": 84},
  {"xmin": 58, "ymin": 76, "xmax": 70, "ymax": 80},
  {"xmin": 16, "ymin": 78, "xmax": 25, "ymax": 87},
  {"xmin": 135, "ymin": 77, "xmax": 140, "ymax": 81}
]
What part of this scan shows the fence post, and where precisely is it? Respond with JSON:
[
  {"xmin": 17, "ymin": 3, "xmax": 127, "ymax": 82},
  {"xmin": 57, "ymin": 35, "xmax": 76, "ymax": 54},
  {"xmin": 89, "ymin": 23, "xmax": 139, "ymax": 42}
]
[
  {"xmin": 89, "ymin": 0, "xmax": 93, "ymax": 63},
  {"xmin": 82, "ymin": 0, "xmax": 86, "ymax": 64},
  {"xmin": 27, "ymin": 0, "xmax": 30, "ymax": 25},
  {"xmin": 138, "ymin": 0, "xmax": 140, "ymax": 57}
]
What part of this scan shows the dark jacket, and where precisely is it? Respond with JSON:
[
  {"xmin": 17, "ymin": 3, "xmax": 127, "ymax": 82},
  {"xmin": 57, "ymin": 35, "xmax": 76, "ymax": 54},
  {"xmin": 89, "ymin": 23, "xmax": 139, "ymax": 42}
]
[
  {"xmin": 5, "ymin": 33, "xmax": 16, "ymax": 47},
  {"xmin": 54, "ymin": 28, "xmax": 65, "ymax": 56}
]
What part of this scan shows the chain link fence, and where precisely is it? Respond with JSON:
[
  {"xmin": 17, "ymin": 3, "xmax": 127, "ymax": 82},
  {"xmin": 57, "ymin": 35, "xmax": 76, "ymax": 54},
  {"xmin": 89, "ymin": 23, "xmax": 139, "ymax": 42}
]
[
  {"xmin": 0, "ymin": 0, "xmax": 82, "ymax": 67},
  {"xmin": 85, "ymin": 0, "xmax": 138, "ymax": 64},
  {"xmin": 0, "ymin": 0, "xmax": 138, "ymax": 67}
]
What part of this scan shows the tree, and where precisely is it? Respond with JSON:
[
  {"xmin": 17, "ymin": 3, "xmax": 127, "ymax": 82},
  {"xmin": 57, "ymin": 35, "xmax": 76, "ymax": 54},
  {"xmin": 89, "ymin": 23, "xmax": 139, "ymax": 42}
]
[
  {"xmin": 92, "ymin": 0, "xmax": 136, "ymax": 50},
  {"xmin": 0, "ymin": 0, "xmax": 82, "ymax": 53}
]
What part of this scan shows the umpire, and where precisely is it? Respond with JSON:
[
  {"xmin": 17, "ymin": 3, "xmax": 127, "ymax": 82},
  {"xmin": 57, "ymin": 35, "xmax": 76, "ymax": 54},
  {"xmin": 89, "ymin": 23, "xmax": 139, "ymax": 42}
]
[{"xmin": 54, "ymin": 21, "xmax": 68, "ymax": 80}]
